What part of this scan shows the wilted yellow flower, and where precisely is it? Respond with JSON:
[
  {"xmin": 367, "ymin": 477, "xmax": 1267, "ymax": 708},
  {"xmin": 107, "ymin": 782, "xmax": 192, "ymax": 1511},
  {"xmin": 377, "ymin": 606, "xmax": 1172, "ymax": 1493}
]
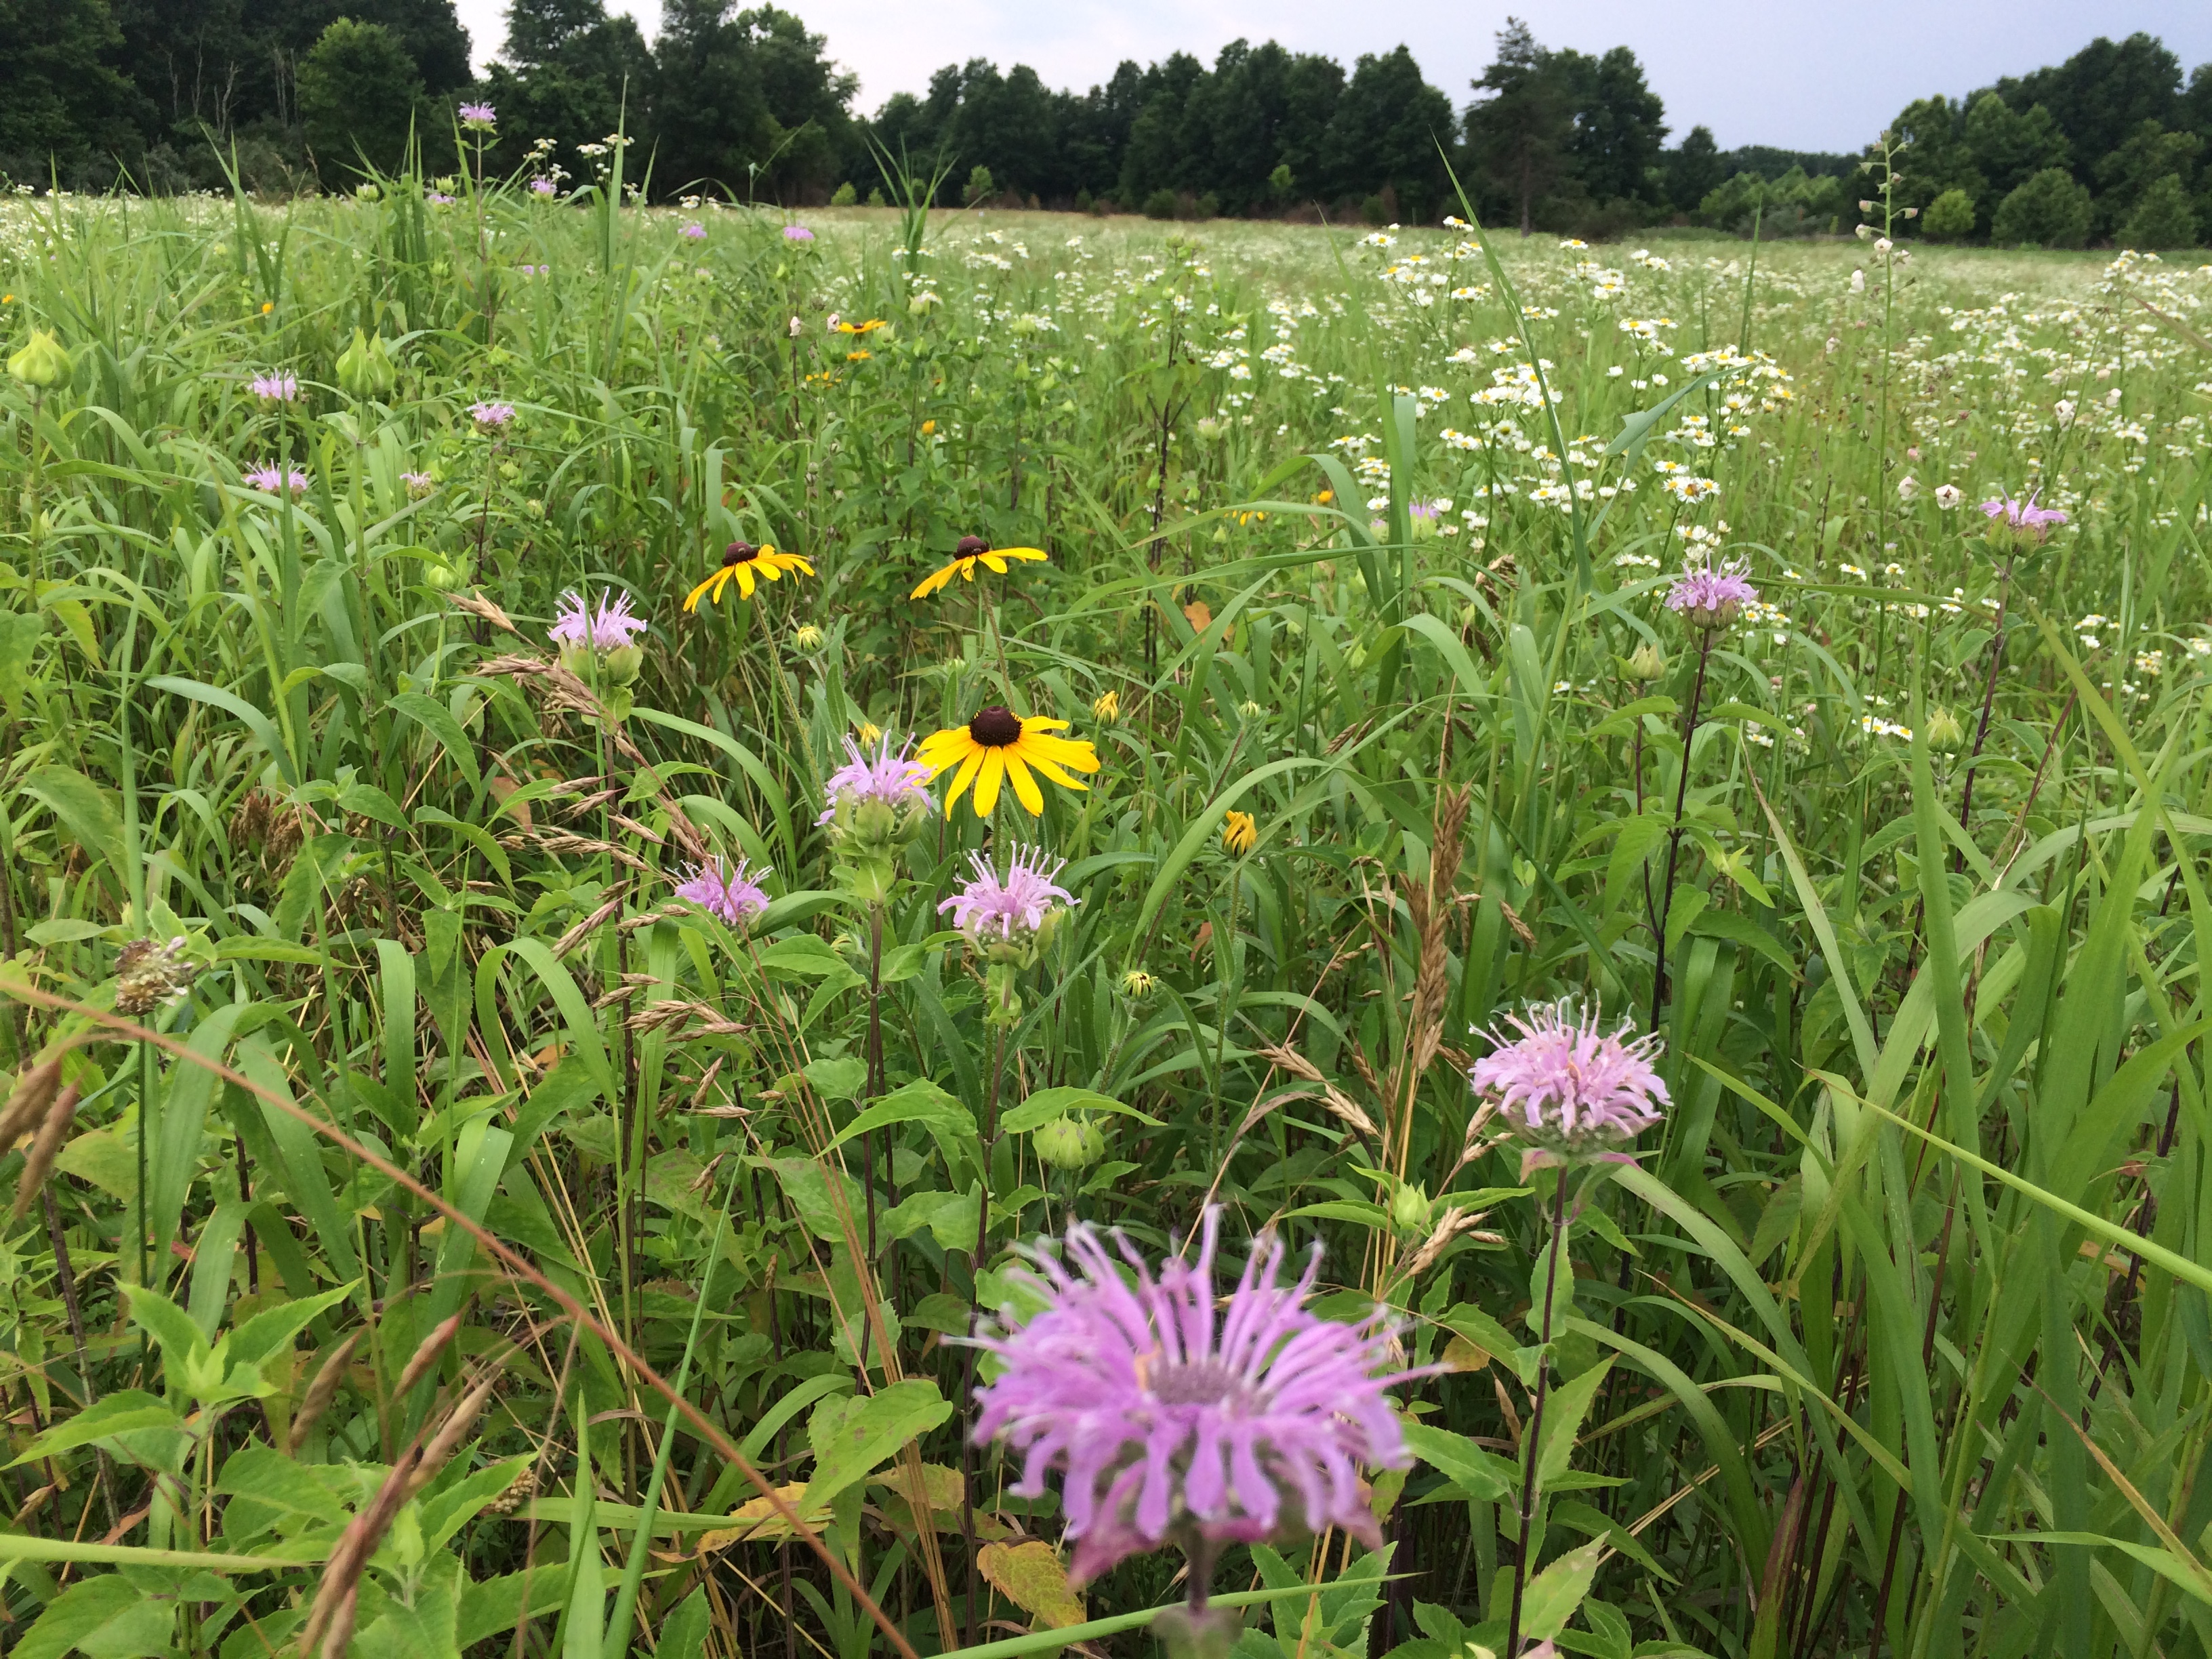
[
  {"xmin": 1223, "ymin": 810, "xmax": 1256, "ymax": 855},
  {"xmin": 1119, "ymin": 968, "xmax": 1158, "ymax": 998},
  {"xmin": 1091, "ymin": 689, "xmax": 1121, "ymax": 722},
  {"xmin": 854, "ymin": 720, "xmax": 883, "ymax": 745},
  {"xmin": 793, "ymin": 623, "xmax": 825, "ymax": 651}
]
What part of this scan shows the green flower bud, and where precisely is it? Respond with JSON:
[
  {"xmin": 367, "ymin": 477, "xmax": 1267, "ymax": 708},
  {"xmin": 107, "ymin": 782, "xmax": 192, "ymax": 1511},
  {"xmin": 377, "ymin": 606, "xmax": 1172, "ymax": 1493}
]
[
  {"xmin": 1031, "ymin": 1116, "xmax": 1097, "ymax": 1170},
  {"xmin": 1925, "ymin": 705, "xmax": 1963, "ymax": 750},
  {"xmin": 1390, "ymin": 1179, "xmax": 1430, "ymax": 1235},
  {"xmin": 7, "ymin": 330, "xmax": 71, "ymax": 390},
  {"xmin": 1626, "ymin": 642, "xmax": 1666, "ymax": 681},
  {"xmin": 335, "ymin": 329, "xmax": 396, "ymax": 398}
]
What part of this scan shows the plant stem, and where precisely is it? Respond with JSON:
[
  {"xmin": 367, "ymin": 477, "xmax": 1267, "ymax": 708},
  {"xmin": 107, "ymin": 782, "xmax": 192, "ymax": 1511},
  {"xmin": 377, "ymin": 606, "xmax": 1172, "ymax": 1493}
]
[
  {"xmin": 961, "ymin": 1017, "xmax": 1011, "ymax": 1647},
  {"xmin": 1650, "ymin": 631, "xmax": 1713, "ymax": 1033},
  {"xmin": 1504, "ymin": 1174, "xmax": 1569, "ymax": 1659},
  {"xmin": 1955, "ymin": 561, "xmax": 2012, "ymax": 851}
]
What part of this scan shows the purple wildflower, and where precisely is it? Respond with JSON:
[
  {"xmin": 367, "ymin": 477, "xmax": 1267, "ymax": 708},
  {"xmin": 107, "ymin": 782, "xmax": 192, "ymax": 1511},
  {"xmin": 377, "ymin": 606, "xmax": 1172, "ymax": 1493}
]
[
  {"xmin": 972, "ymin": 1210, "xmax": 1413, "ymax": 1584},
  {"xmin": 469, "ymin": 401, "xmax": 516, "ymax": 432},
  {"xmin": 401, "ymin": 470, "xmax": 435, "ymax": 498},
  {"xmin": 1470, "ymin": 1001, "xmax": 1668, "ymax": 1163},
  {"xmin": 939, "ymin": 846, "xmax": 1073, "ymax": 943},
  {"xmin": 818, "ymin": 733, "xmax": 933, "ymax": 825},
  {"xmin": 680, "ymin": 221, "xmax": 706, "ymax": 240},
  {"xmin": 458, "ymin": 102, "xmax": 497, "ymax": 130},
  {"xmin": 1978, "ymin": 489, "xmax": 2067, "ymax": 540},
  {"xmin": 248, "ymin": 371, "xmax": 298, "ymax": 404},
  {"xmin": 242, "ymin": 464, "xmax": 309, "ymax": 495},
  {"xmin": 674, "ymin": 856, "xmax": 771, "ymax": 928},
  {"xmin": 529, "ymin": 178, "xmax": 557, "ymax": 197},
  {"xmin": 549, "ymin": 588, "xmax": 647, "ymax": 653},
  {"xmin": 1664, "ymin": 554, "xmax": 1758, "ymax": 630},
  {"xmin": 783, "ymin": 224, "xmax": 815, "ymax": 242},
  {"xmin": 427, "ymin": 192, "xmax": 458, "ymax": 207}
]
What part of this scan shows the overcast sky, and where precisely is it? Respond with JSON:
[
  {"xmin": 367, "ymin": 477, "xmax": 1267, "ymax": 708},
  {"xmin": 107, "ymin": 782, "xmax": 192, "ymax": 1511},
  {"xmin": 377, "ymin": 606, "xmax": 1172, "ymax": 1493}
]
[{"xmin": 451, "ymin": 0, "xmax": 2212, "ymax": 153}]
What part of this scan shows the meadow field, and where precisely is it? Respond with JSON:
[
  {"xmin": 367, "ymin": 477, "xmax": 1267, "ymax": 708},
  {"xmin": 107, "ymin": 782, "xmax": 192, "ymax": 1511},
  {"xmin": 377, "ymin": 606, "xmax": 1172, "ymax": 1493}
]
[{"xmin": 1, "ymin": 171, "xmax": 2210, "ymax": 1659}]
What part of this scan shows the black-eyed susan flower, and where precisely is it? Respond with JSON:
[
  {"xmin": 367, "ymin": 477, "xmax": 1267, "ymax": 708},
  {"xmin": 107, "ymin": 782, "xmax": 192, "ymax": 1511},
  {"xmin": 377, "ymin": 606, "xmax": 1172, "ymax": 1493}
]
[
  {"xmin": 834, "ymin": 318, "xmax": 888, "ymax": 337},
  {"xmin": 1223, "ymin": 810, "xmax": 1256, "ymax": 855},
  {"xmin": 917, "ymin": 705, "xmax": 1099, "ymax": 818},
  {"xmin": 684, "ymin": 540, "xmax": 815, "ymax": 610},
  {"xmin": 1090, "ymin": 689, "xmax": 1120, "ymax": 723},
  {"xmin": 911, "ymin": 535, "xmax": 1046, "ymax": 600}
]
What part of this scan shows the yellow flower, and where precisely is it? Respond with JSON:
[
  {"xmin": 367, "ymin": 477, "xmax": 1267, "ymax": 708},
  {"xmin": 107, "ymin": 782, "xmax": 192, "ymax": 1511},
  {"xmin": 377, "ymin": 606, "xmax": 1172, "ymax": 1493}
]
[
  {"xmin": 917, "ymin": 705, "xmax": 1099, "ymax": 818},
  {"xmin": 1315, "ymin": 489, "xmax": 1333, "ymax": 505},
  {"xmin": 261, "ymin": 302, "xmax": 274, "ymax": 314},
  {"xmin": 793, "ymin": 623, "xmax": 824, "ymax": 650},
  {"xmin": 1223, "ymin": 811, "xmax": 1256, "ymax": 855},
  {"xmin": 684, "ymin": 540, "xmax": 815, "ymax": 609},
  {"xmin": 911, "ymin": 535, "xmax": 1047, "ymax": 600},
  {"xmin": 835, "ymin": 318, "xmax": 887, "ymax": 335},
  {"xmin": 1091, "ymin": 689, "xmax": 1120, "ymax": 722},
  {"xmin": 855, "ymin": 720, "xmax": 883, "ymax": 745},
  {"xmin": 1233, "ymin": 510, "xmax": 1267, "ymax": 527},
  {"xmin": 846, "ymin": 349, "xmax": 872, "ymax": 362},
  {"xmin": 920, "ymin": 419, "xmax": 937, "ymax": 435}
]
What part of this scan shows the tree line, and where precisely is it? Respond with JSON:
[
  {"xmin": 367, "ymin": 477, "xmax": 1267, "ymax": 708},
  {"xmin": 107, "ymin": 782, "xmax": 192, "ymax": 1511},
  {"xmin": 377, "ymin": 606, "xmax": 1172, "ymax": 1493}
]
[{"xmin": 3, "ymin": 0, "xmax": 2207, "ymax": 245}]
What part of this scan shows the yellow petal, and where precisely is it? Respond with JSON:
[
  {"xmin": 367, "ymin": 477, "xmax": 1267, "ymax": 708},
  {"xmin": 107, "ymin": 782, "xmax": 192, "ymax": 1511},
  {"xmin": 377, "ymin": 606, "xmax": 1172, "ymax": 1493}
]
[
  {"xmin": 758, "ymin": 560, "xmax": 783, "ymax": 583},
  {"xmin": 1020, "ymin": 716, "xmax": 1071, "ymax": 734},
  {"xmin": 683, "ymin": 571, "xmax": 722, "ymax": 612},
  {"xmin": 957, "ymin": 559, "xmax": 978, "ymax": 582},
  {"xmin": 1003, "ymin": 751, "xmax": 1044, "ymax": 815},
  {"xmin": 916, "ymin": 729, "xmax": 972, "ymax": 776},
  {"xmin": 733, "ymin": 562, "xmax": 757, "ymax": 599},
  {"xmin": 912, "ymin": 560, "xmax": 958, "ymax": 600},
  {"xmin": 1025, "ymin": 733, "xmax": 1099, "ymax": 773},
  {"xmin": 972, "ymin": 749, "xmax": 1006, "ymax": 817},
  {"xmin": 787, "ymin": 555, "xmax": 815, "ymax": 575},
  {"xmin": 1023, "ymin": 751, "xmax": 1088, "ymax": 790},
  {"xmin": 1002, "ymin": 547, "xmax": 1048, "ymax": 562},
  {"xmin": 981, "ymin": 552, "xmax": 1008, "ymax": 573},
  {"xmin": 943, "ymin": 745, "xmax": 985, "ymax": 814}
]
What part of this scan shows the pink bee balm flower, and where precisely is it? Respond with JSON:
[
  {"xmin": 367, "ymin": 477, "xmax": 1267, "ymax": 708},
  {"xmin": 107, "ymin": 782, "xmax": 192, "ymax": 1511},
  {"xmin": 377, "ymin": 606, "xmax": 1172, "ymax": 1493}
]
[
  {"xmin": 1664, "ymin": 554, "xmax": 1757, "ymax": 630},
  {"xmin": 548, "ymin": 588, "xmax": 647, "ymax": 652},
  {"xmin": 249, "ymin": 371, "xmax": 298, "ymax": 403},
  {"xmin": 459, "ymin": 102, "xmax": 497, "ymax": 130},
  {"xmin": 1470, "ymin": 1001, "xmax": 1668, "ymax": 1164},
  {"xmin": 242, "ymin": 464, "xmax": 309, "ymax": 495},
  {"xmin": 529, "ymin": 178, "xmax": 556, "ymax": 196},
  {"xmin": 972, "ymin": 1210, "xmax": 1414, "ymax": 1584},
  {"xmin": 468, "ymin": 401, "xmax": 516, "ymax": 431},
  {"xmin": 818, "ymin": 733, "xmax": 933, "ymax": 825},
  {"xmin": 675, "ymin": 856, "xmax": 771, "ymax": 928},
  {"xmin": 782, "ymin": 224, "xmax": 815, "ymax": 241},
  {"xmin": 680, "ymin": 221, "xmax": 706, "ymax": 240},
  {"xmin": 1978, "ymin": 489, "xmax": 2066, "ymax": 539},
  {"xmin": 939, "ymin": 845, "xmax": 1073, "ymax": 943},
  {"xmin": 401, "ymin": 470, "xmax": 435, "ymax": 497}
]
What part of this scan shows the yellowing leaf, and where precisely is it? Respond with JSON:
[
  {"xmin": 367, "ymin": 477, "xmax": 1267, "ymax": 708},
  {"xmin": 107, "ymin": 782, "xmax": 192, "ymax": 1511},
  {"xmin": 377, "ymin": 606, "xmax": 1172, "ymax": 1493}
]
[
  {"xmin": 693, "ymin": 1483, "xmax": 831, "ymax": 1549},
  {"xmin": 978, "ymin": 1540, "xmax": 1086, "ymax": 1630}
]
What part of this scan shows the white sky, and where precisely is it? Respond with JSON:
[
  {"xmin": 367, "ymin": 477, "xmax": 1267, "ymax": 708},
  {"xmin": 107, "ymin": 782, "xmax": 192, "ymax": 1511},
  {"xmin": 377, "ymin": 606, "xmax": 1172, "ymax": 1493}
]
[{"xmin": 451, "ymin": 0, "xmax": 2212, "ymax": 154}]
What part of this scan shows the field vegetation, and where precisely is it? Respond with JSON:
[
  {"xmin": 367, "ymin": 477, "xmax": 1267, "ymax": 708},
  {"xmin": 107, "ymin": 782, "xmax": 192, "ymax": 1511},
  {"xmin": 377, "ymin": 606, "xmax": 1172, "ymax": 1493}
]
[{"xmin": 1, "ymin": 155, "xmax": 2211, "ymax": 1659}]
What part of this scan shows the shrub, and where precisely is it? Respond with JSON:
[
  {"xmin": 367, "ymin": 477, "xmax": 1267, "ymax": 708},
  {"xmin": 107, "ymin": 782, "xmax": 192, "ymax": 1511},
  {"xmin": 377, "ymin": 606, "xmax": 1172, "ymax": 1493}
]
[
  {"xmin": 1359, "ymin": 193, "xmax": 1389, "ymax": 226},
  {"xmin": 1991, "ymin": 167, "xmax": 2093, "ymax": 248},
  {"xmin": 865, "ymin": 186, "xmax": 885, "ymax": 207},
  {"xmin": 1143, "ymin": 188, "xmax": 1177, "ymax": 220},
  {"xmin": 962, "ymin": 165, "xmax": 995, "ymax": 206},
  {"xmin": 1922, "ymin": 188, "xmax": 1977, "ymax": 241},
  {"xmin": 1195, "ymin": 191, "xmax": 1219, "ymax": 220},
  {"xmin": 1074, "ymin": 188, "xmax": 1093, "ymax": 213},
  {"xmin": 298, "ymin": 18, "xmax": 423, "ymax": 181},
  {"xmin": 2119, "ymin": 173, "xmax": 2198, "ymax": 250},
  {"xmin": 830, "ymin": 181, "xmax": 857, "ymax": 207}
]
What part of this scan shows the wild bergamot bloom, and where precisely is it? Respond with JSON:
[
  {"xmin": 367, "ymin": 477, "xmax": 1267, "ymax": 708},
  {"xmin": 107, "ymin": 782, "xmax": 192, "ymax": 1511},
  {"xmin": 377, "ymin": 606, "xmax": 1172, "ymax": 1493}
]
[
  {"xmin": 917, "ymin": 706, "xmax": 1098, "ymax": 818},
  {"xmin": 972, "ymin": 1209, "xmax": 1412, "ymax": 1586},
  {"xmin": 912, "ymin": 535, "xmax": 1048, "ymax": 600},
  {"xmin": 1470, "ymin": 1000, "xmax": 1667, "ymax": 1171},
  {"xmin": 684, "ymin": 540, "xmax": 815, "ymax": 609}
]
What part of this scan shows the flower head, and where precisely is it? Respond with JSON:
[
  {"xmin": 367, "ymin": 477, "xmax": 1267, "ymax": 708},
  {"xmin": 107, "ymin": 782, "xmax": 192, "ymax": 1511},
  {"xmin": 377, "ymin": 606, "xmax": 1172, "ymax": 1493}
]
[
  {"xmin": 972, "ymin": 1210, "xmax": 1413, "ymax": 1584},
  {"xmin": 459, "ymin": 102, "xmax": 497, "ymax": 131},
  {"xmin": 783, "ymin": 224, "xmax": 815, "ymax": 242},
  {"xmin": 1222, "ymin": 811, "xmax": 1256, "ymax": 855},
  {"xmin": 1664, "ymin": 554, "xmax": 1758, "ymax": 631},
  {"xmin": 529, "ymin": 178, "xmax": 557, "ymax": 196},
  {"xmin": 675, "ymin": 856, "xmax": 771, "ymax": 928},
  {"xmin": 115, "ymin": 936, "xmax": 199, "ymax": 1017},
  {"xmin": 917, "ymin": 706, "xmax": 1100, "ymax": 819},
  {"xmin": 1470, "ymin": 1001, "xmax": 1668, "ymax": 1167},
  {"xmin": 1979, "ymin": 489, "xmax": 2067, "ymax": 546},
  {"xmin": 243, "ymin": 463, "xmax": 310, "ymax": 495},
  {"xmin": 469, "ymin": 401, "xmax": 516, "ymax": 432},
  {"xmin": 549, "ymin": 588, "xmax": 647, "ymax": 653},
  {"xmin": 401, "ymin": 470, "xmax": 436, "ymax": 498},
  {"xmin": 818, "ymin": 733, "xmax": 934, "ymax": 826},
  {"xmin": 249, "ymin": 371, "xmax": 298, "ymax": 404},
  {"xmin": 1933, "ymin": 484, "xmax": 1963, "ymax": 510},
  {"xmin": 683, "ymin": 540, "xmax": 815, "ymax": 609},
  {"xmin": 1092, "ymin": 689, "xmax": 1121, "ymax": 723},
  {"xmin": 940, "ymin": 844, "xmax": 1074, "ymax": 946},
  {"xmin": 680, "ymin": 222, "xmax": 706, "ymax": 240},
  {"xmin": 912, "ymin": 535, "xmax": 1049, "ymax": 600}
]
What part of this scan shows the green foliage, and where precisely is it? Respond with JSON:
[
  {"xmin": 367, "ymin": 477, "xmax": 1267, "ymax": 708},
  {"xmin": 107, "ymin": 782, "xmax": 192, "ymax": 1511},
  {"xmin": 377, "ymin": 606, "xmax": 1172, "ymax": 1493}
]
[
  {"xmin": 2120, "ymin": 170, "xmax": 2200, "ymax": 246},
  {"xmin": 830, "ymin": 180, "xmax": 857, "ymax": 205},
  {"xmin": 1992, "ymin": 163, "xmax": 2095, "ymax": 244},
  {"xmin": 1921, "ymin": 185, "xmax": 1978, "ymax": 239},
  {"xmin": 297, "ymin": 18, "xmax": 424, "ymax": 180}
]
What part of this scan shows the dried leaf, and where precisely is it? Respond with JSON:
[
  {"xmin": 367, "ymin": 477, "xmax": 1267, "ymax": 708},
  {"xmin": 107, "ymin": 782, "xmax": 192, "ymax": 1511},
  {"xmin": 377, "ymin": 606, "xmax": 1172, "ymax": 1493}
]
[{"xmin": 979, "ymin": 1540, "xmax": 1086, "ymax": 1631}]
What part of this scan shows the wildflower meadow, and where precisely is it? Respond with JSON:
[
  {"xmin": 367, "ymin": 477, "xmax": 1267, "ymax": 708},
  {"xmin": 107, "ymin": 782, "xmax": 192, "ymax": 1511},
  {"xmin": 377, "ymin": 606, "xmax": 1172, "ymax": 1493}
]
[{"xmin": 2, "ymin": 148, "xmax": 2211, "ymax": 1659}]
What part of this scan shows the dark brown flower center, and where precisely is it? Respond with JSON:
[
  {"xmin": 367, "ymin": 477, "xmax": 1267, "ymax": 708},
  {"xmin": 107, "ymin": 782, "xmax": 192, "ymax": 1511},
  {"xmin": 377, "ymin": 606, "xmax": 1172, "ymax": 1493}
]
[
  {"xmin": 968, "ymin": 705, "xmax": 1023, "ymax": 747},
  {"xmin": 956, "ymin": 534, "xmax": 990, "ymax": 557},
  {"xmin": 723, "ymin": 541, "xmax": 760, "ymax": 567}
]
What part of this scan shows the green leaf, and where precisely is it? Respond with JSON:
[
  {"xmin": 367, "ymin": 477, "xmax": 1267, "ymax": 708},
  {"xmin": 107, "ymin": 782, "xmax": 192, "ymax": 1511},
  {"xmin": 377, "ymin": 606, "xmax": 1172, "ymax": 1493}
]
[
  {"xmin": 22, "ymin": 766, "xmax": 123, "ymax": 878},
  {"xmin": 12, "ymin": 1391, "xmax": 183, "ymax": 1465},
  {"xmin": 146, "ymin": 676, "xmax": 294, "ymax": 785},
  {"xmin": 1401, "ymin": 1422, "xmax": 1510, "ymax": 1500},
  {"xmin": 0, "ymin": 609, "xmax": 41, "ymax": 720},
  {"xmin": 16, "ymin": 1572, "xmax": 176, "ymax": 1659},
  {"xmin": 803, "ymin": 1379, "xmax": 954, "ymax": 1509},
  {"xmin": 1519, "ymin": 1539, "xmax": 1605, "ymax": 1643},
  {"xmin": 802, "ymin": 1056, "xmax": 869, "ymax": 1101},
  {"xmin": 1536, "ymin": 1361, "xmax": 1614, "ymax": 1492},
  {"xmin": 827, "ymin": 1077, "xmax": 977, "ymax": 1172},
  {"xmin": 999, "ymin": 1086, "xmax": 1163, "ymax": 1134},
  {"xmin": 387, "ymin": 691, "xmax": 481, "ymax": 789}
]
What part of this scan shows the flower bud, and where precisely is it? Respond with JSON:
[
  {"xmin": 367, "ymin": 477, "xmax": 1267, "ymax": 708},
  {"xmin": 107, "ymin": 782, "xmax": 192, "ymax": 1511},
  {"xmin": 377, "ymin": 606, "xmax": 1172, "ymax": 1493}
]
[
  {"xmin": 1031, "ymin": 1116, "xmax": 1099, "ymax": 1170},
  {"xmin": 600, "ymin": 643, "xmax": 644, "ymax": 687},
  {"xmin": 1390, "ymin": 1180, "xmax": 1430, "ymax": 1235},
  {"xmin": 1626, "ymin": 642, "xmax": 1666, "ymax": 681},
  {"xmin": 7, "ymin": 330, "xmax": 71, "ymax": 390},
  {"xmin": 335, "ymin": 328, "xmax": 396, "ymax": 398},
  {"xmin": 1925, "ymin": 705, "xmax": 1963, "ymax": 750}
]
